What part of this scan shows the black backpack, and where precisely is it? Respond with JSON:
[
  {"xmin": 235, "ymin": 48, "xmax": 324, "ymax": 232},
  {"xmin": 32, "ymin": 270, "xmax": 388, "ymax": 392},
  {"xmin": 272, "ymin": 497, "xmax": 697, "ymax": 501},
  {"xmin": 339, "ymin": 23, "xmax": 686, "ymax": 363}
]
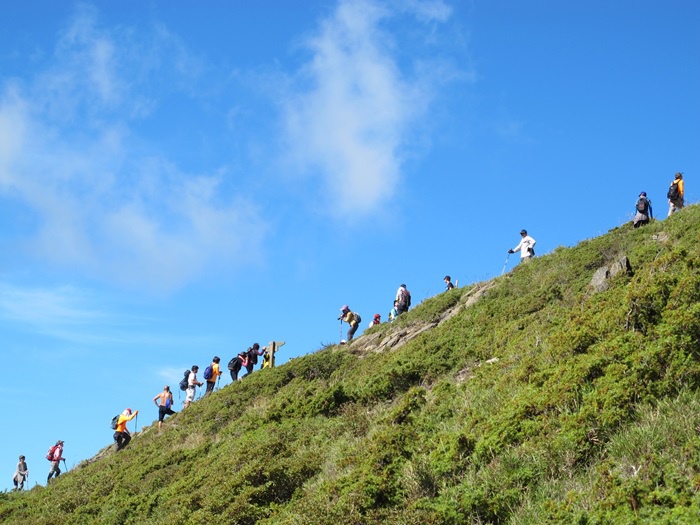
[
  {"xmin": 667, "ymin": 183, "xmax": 680, "ymax": 200},
  {"xmin": 110, "ymin": 415, "xmax": 120, "ymax": 430},
  {"xmin": 179, "ymin": 370, "xmax": 190, "ymax": 391},
  {"xmin": 636, "ymin": 197, "xmax": 648, "ymax": 213},
  {"xmin": 247, "ymin": 348, "xmax": 258, "ymax": 365},
  {"xmin": 399, "ymin": 289, "xmax": 411, "ymax": 309},
  {"xmin": 227, "ymin": 357, "xmax": 237, "ymax": 370}
]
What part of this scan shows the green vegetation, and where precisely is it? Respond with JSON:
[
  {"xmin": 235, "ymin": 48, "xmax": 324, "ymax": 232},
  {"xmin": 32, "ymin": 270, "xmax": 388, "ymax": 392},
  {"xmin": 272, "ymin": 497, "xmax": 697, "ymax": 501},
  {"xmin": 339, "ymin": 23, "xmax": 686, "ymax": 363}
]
[{"xmin": 3, "ymin": 208, "xmax": 700, "ymax": 524}]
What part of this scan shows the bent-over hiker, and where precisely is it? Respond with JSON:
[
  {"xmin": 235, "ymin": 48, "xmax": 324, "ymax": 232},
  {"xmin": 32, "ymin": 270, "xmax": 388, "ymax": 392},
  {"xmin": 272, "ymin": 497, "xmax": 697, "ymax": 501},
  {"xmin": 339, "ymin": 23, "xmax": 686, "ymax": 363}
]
[
  {"xmin": 204, "ymin": 357, "xmax": 222, "ymax": 396},
  {"xmin": 339, "ymin": 305, "xmax": 360, "ymax": 341},
  {"xmin": 185, "ymin": 366, "xmax": 203, "ymax": 408},
  {"xmin": 228, "ymin": 353, "xmax": 246, "ymax": 382},
  {"xmin": 389, "ymin": 300, "xmax": 399, "ymax": 322},
  {"xmin": 114, "ymin": 408, "xmax": 139, "ymax": 451},
  {"xmin": 667, "ymin": 172, "xmax": 685, "ymax": 216},
  {"xmin": 153, "ymin": 386, "xmax": 176, "ymax": 431},
  {"xmin": 509, "ymin": 229, "xmax": 536, "ymax": 263},
  {"xmin": 633, "ymin": 191, "xmax": 653, "ymax": 228},
  {"xmin": 46, "ymin": 440, "xmax": 64, "ymax": 483},
  {"xmin": 13, "ymin": 455, "xmax": 28, "ymax": 491}
]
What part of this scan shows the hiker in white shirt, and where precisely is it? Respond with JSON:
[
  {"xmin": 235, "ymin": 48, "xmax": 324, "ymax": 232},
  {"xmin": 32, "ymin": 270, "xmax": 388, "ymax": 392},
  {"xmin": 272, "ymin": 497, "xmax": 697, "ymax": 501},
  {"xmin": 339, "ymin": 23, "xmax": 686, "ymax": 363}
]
[{"xmin": 509, "ymin": 229, "xmax": 536, "ymax": 263}]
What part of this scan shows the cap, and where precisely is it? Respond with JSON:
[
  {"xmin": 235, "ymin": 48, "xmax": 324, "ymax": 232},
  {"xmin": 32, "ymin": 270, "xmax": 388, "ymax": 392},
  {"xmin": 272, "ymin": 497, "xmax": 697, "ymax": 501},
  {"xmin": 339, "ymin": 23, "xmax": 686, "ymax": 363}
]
[
  {"xmin": 56, "ymin": 440, "xmax": 64, "ymax": 445},
  {"xmin": 400, "ymin": 283, "xmax": 406, "ymax": 288},
  {"xmin": 520, "ymin": 229, "xmax": 527, "ymax": 235},
  {"xmin": 125, "ymin": 408, "xmax": 132, "ymax": 414},
  {"xmin": 640, "ymin": 191, "xmax": 647, "ymax": 197},
  {"xmin": 444, "ymin": 275, "xmax": 451, "ymax": 281},
  {"xmin": 340, "ymin": 305, "xmax": 349, "ymax": 312},
  {"xmin": 374, "ymin": 313, "xmax": 381, "ymax": 319}
]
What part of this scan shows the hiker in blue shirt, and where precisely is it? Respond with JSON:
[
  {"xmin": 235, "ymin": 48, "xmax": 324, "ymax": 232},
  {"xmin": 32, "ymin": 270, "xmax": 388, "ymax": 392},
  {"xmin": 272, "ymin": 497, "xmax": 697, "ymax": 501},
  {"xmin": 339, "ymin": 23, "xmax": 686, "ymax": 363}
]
[{"xmin": 633, "ymin": 191, "xmax": 653, "ymax": 228}]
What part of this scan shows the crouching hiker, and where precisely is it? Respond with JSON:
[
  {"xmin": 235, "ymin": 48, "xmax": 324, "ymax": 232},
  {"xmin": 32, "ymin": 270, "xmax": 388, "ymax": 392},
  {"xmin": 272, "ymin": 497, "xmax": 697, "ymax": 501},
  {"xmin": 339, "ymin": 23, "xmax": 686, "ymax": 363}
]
[
  {"xmin": 46, "ymin": 440, "xmax": 64, "ymax": 484},
  {"xmin": 339, "ymin": 305, "xmax": 361, "ymax": 342},
  {"xmin": 13, "ymin": 455, "xmax": 28, "ymax": 491},
  {"xmin": 153, "ymin": 386, "xmax": 176, "ymax": 431},
  {"xmin": 113, "ymin": 408, "xmax": 139, "ymax": 452}
]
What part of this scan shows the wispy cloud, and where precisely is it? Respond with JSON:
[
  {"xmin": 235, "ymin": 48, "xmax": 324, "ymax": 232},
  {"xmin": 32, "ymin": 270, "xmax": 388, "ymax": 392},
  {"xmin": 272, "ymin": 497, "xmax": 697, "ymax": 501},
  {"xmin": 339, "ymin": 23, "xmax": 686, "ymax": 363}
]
[
  {"xmin": 0, "ymin": 5, "xmax": 267, "ymax": 292},
  {"xmin": 281, "ymin": 0, "xmax": 454, "ymax": 218}
]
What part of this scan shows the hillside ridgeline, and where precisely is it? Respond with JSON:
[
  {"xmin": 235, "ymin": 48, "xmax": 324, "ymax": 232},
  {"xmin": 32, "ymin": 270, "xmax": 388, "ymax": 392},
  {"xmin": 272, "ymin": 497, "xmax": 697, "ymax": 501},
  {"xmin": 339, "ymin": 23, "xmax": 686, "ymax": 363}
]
[{"xmin": 2, "ymin": 207, "xmax": 700, "ymax": 524}]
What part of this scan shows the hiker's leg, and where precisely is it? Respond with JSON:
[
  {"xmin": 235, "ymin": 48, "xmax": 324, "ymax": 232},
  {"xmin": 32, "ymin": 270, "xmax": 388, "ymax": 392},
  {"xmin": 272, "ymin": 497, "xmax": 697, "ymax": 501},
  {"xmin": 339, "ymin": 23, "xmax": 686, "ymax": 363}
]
[{"xmin": 123, "ymin": 433, "xmax": 131, "ymax": 448}]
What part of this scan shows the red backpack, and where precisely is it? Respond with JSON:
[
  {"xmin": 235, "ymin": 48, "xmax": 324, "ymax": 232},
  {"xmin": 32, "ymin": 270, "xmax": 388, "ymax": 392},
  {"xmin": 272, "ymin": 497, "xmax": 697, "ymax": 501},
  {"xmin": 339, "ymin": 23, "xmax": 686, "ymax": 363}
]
[{"xmin": 46, "ymin": 445, "xmax": 58, "ymax": 461}]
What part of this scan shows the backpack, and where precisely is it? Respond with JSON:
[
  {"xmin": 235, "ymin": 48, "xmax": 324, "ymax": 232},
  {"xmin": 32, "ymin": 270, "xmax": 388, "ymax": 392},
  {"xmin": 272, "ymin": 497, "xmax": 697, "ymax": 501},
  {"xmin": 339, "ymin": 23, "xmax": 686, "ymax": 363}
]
[
  {"xmin": 247, "ymin": 348, "xmax": 258, "ymax": 365},
  {"xmin": 636, "ymin": 197, "xmax": 648, "ymax": 213},
  {"xmin": 227, "ymin": 357, "xmax": 237, "ymax": 370},
  {"xmin": 667, "ymin": 183, "xmax": 680, "ymax": 200},
  {"xmin": 110, "ymin": 415, "xmax": 120, "ymax": 430},
  {"xmin": 46, "ymin": 445, "xmax": 57, "ymax": 461},
  {"xmin": 203, "ymin": 365, "xmax": 213, "ymax": 380},
  {"xmin": 353, "ymin": 312, "xmax": 362, "ymax": 325},
  {"xmin": 179, "ymin": 370, "xmax": 191, "ymax": 391},
  {"xmin": 398, "ymin": 288, "xmax": 411, "ymax": 309}
]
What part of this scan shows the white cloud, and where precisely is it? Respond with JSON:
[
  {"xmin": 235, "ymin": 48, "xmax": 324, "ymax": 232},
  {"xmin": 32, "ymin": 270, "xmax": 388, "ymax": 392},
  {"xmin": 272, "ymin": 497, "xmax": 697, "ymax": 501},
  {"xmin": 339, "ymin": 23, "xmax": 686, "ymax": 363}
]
[
  {"xmin": 0, "ymin": 6, "xmax": 267, "ymax": 292},
  {"xmin": 282, "ymin": 0, "xmax": 451, "ymax": 218}
]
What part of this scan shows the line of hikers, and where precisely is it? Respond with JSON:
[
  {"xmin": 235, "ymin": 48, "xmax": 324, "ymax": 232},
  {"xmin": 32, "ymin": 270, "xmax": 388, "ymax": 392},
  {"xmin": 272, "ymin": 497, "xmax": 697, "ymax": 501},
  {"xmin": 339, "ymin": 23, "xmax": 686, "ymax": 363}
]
[
  {"xmin": 15, "ymin": 172, "xmax": 688, "ymax": 490},
  {"xmin": 339, "ymin": 171, "xmax": 688, "ymax": 342}
]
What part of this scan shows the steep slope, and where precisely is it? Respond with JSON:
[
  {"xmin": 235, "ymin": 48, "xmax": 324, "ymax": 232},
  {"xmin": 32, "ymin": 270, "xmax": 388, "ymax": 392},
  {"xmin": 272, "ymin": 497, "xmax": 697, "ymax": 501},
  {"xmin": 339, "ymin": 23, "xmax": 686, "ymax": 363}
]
[{"xmin": 2, "ymin": 207, "xmax": 700, "ymax": 524}]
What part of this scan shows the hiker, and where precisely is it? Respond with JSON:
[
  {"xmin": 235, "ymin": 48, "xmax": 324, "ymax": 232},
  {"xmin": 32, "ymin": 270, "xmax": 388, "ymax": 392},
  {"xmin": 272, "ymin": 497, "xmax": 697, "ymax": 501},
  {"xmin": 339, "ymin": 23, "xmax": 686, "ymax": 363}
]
[
  {"xmin": 204, "ymin": 357, "xmax": 222, "ymax": 396},
  {"xmin": 339, "ymin": 305, "xmax": 360, "ymax": 341},
  {"xmin": 633, "ymin": 191, "xmax": 653, "ymax": 228},
  {"xmin": 228, "ymin": 353, "xmax": 246, "ymax": 382},
  {"xmin": 13, "ymin": 455, "xmax": 28, "ymax": 491},
  {"xmin": 667, "ymin": 172, "xmax": 684, "ymax": 216},
  {"xmin": 153, "ymin": 386, "xmax": 176, "ymax": 431},
  {"xmin": 244, "ymin": 344, "xmax": 264, "ymax": 376},
  {"xmin": 261, "ymin": 341, "xmax": 286, "ymax": 369},
  {"xmin": 184, "ymin": 366, "xmax": 203, "ymax": 408},
  {"xmin": 395, "ymin": 284, "xmax": 411, "ymax": 315},
  {"xmin": 508, "ymin": 229, "xmax": 536, "ymax": 263},
  {"xmin": 444, "ymin": 275, "xmax": 455, "ymax": 291},
  {"xmin": 389, "ymin": 300, "xmax": 399, "ymax": 322},
  {"xmin": 368, "ymin": 313, "xmax": 381, "ymax": 328},
  {"xmin": 46, "ymin": 440, "xmax": 64, "ymax": 483},
  {"xmin": 113, "ymin": 408, "xmax": 139, "ymax": 452}
]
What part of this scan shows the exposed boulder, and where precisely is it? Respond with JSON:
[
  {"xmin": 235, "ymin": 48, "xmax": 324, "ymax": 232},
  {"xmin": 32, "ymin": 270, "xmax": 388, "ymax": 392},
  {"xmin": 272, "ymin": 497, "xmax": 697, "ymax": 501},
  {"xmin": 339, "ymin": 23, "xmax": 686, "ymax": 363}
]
[{"xmin": 589, "ymin": 255, "xmax": 632, "ymax": 293}]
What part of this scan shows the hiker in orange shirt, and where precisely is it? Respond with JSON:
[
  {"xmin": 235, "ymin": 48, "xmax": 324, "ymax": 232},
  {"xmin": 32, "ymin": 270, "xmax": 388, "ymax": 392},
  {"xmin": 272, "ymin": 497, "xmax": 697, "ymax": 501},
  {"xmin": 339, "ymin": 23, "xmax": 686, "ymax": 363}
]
[{"xmin": 114, "ymin": 408, "xmax": 138, "ymax": 452}]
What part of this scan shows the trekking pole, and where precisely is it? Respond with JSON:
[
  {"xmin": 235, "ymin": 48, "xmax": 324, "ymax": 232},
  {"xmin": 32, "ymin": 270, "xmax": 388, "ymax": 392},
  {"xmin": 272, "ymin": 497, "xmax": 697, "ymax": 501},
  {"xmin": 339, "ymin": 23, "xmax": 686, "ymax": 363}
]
[
  {"xmin": 501, "ymin": 253, "xmax": 511, "ymax": 275},
  {"xmin": 339, "ymin": 318, "xmax": 343, "ymax": 344},
  {"xmin": 135, "ymin": 413, "xmax": 139, "ymax": 433},
  {"xmin": 62, "ymin": 459, "xmax": 67, "ymax": 472},
  {"xmin": 217, "ymin": 376, "xmax": 221, "ymax": 391}
]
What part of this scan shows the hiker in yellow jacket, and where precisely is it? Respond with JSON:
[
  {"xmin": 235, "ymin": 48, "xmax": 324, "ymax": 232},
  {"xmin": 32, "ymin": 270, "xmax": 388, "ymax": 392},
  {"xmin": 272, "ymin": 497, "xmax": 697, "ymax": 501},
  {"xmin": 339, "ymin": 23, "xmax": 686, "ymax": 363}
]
[
  {"xmin": 114, "ymin": 408, "xmax": 138, "ymax": 452},
  {"xmin": 339, "ymin": 305, "xmax": 360, "ymax": 342},
  {"xmin": 667, "ymin": 172, "xmax": 685, "ymax": 216}
]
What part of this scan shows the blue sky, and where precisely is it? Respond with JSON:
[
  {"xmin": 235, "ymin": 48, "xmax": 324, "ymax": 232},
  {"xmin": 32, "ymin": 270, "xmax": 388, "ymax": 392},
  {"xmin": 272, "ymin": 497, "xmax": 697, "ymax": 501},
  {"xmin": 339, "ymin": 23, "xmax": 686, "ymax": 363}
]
[{"xmin": 1, "ymin": 0, "xmax": 697, "ymax": 488}]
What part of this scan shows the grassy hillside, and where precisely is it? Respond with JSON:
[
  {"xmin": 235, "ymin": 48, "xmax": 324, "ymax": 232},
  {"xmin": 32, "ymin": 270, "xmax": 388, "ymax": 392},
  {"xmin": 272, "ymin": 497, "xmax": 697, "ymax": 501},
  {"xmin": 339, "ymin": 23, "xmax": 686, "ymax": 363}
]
[{"xmin": 3, "ymin": 207, "xmax": 700, "ymax": 524}]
